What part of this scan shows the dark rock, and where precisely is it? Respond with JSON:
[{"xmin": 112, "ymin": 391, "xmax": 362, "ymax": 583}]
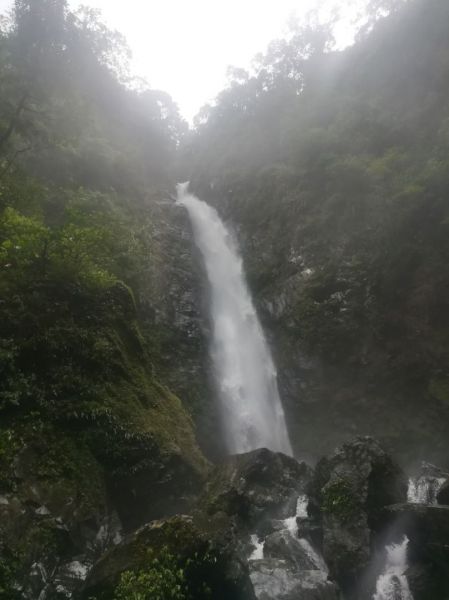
[
  {"xmin": 82, "ymin": 514, "xmax": 255, "ymax": 600},
  {"xmin": 199, "ymin": 448, "xmax": 313, "ymax": 533},
  {"xmin": 297, "ymin": 516, "xmax": 323, "ymax": 550},
  {"xmin": 383, "ymin": 504, "xmax": 449, "ymax": 561},
  {"xmin": 264, "ymin": 530, "xmax": 316, "ymax": 570},
  {"xmin": 307, "ymin": 436, "xmax": 407, "ymax": 594},
  {"xmin": 257, "ymin": 518, "xmax": 290, "ymax": 538},
  {"xmin": 407, "ymin": 563, "xmax": 447, "ymax": 600},
  {"xmin": 138, "ymin": 202, "xmax": 222, "ymax": 460},
  {"xmin": 436, "ymin": 478, "xmax": 449, "ymax": 505}
]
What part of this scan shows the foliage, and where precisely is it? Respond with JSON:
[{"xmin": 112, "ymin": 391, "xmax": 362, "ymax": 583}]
[
  {"xmin": 114, "ymin": 549, "xmax": 188, "ymax": 600},
  {"xmin": 113, "ymin": 547, "xmax": 215, "ymax": 600},
  {"xmin": 0, "ymin": 554, "xmax": 22, "ymax": 600},
  {"xmin": 0, "ymin": 2, "xmax": 208, "ymax": 594}
]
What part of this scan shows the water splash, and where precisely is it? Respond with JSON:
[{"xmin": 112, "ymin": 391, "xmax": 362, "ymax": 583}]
[
  {"xmin": 283, "ymin": 494, "xmax": 308, "ymax": 536},
  {"xmin": 373, "ymin": 537, "xmax": 413, "ymax": 600},
  {"xmin": 283, "ymin": 494, "xmax": 329, "ymax": 573},
  {"xmin": 177, "ymin": 183, "xmax": 292, "ymax": 455}
]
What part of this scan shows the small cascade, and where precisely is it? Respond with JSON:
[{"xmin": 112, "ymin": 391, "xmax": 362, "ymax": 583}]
[
  {"xmin": 283, "ymin": 494, "xmax": 308, "ymax": 536},
  {"xmin": 373, "ymin": 537, "xmax": 413, "ymax": 600},
  {"xmin": 407, "ymin": 475, "xmax": 445, "ymax": 505},
  {"xmin": 248, "ymin": 494, "xmax": 338, "ymax": 599},
  {"xmin": 249, "ymin": 534, "xmax": 265, "ymax": 561}
]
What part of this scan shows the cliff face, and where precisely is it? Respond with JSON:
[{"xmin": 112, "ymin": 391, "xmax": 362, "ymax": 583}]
[
  {"xmin": 185, "ymin": 178, "xmax": 449, "ymax": 466},
  {"xmin": 136, "ymin": 199, "xmax": 225, "ymax": 459},
  {"xmin": 183, "ymin": 0, "xmax": 449, "ymax": 465}
]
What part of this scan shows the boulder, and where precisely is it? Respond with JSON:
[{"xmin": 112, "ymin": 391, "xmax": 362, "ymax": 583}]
[
  {"xmin": 81, "ymin": 514, "xmax": 255, "ymax": 600},
  {"xmin": 199, "ymin": 448, "xmax": 313, "ymax": 533},
  {"xmin": 264, "ymin": 530, "xmax": 317, "ymax": 570},
  {"xmin": 249, "ymin": 559, "xmax": 339, "ymax": 600},
  {"xmin": 307, "ymin": 436, "xmax": 407, "ymax": 594}
]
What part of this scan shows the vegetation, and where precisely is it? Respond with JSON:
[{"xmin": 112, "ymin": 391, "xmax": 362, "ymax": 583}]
[
  {"xmin": 0, "ymin": 1, "xmax": 207, "ymax": 595},
  {"xmin": 112, "ymin": 547, "xmax": 215, "ymax": 600},
  {"xmin": 1, "ymin": 0, "xmax": 449, "ymax": 595},
  {"xmin": 114, "ymin": 549, "xmax": 189, "ymax": 600},
  {"xmin": 322, "ymin": 480, "xmax": 360, "ymax": 522}
]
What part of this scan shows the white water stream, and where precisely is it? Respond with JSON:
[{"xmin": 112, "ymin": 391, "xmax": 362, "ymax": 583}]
[
  {"xmin": 372, "ymin": 476, "xmax": 436, "ymax": 600},
  {"xmin": 373, "ymin": 537, "xmax": 413, "ymax": 600},
  {"xmin": 177, "ymin": 183, "xmax": 292, "ymax": 455}
]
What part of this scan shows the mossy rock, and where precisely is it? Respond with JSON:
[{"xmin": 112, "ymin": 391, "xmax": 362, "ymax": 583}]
[
  {"xmin": 82, "ymin": 515, "xmax": 255, "ymax": 600},
  {"xmin": 0, "ymin": 276, "xmax": 210, "ymax": 595},
  {"xmin": 0, "ymin": 419, "xmax": 110, "ymax": 598},
  {"xmin": 308, "ymin": 436, "xmax": 407, "ymax": 595},
  {"xmin": 322, "ymin": 479, "xmax": 360, "ymax": 523}
]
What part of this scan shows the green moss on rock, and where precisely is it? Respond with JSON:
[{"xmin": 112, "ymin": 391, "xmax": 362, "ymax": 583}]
[{"xmin": 322, "ymin": 479, "xmax": 359, "ymax": 523}]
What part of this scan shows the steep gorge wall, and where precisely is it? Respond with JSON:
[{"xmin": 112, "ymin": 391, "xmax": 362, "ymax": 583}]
[
  {"xmin": 188, "ymin": 180, "xmax": 449, "ymax": 466},
  {"xmin": 137, "ymin": 198, "xmax": 226, "ymax": 459}
]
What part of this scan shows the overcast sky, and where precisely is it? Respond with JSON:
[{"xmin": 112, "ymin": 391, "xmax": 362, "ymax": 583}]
[{"xmin": 0, "ymin": 0, "xmax": 361, "ymax": 122}]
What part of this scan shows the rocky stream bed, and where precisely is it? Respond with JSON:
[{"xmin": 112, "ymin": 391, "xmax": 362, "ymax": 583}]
[{"xmin": 4, "ymin": 436, "xmax": 446, "ymax": 599}]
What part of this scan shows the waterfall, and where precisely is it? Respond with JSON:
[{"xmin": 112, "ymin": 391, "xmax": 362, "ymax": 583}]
[
  {"xmin": 176, "ymin": 183, "xmax": 292, "ymax": 455},
  {"xmin": 373, "ymin": 537, "xmax": 413, "ymax": 600}
]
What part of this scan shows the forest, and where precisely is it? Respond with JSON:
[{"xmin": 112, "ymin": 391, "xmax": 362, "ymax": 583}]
[{"xmin": 0, "ymin": 0, "xmax": 448, "ymax": 599}]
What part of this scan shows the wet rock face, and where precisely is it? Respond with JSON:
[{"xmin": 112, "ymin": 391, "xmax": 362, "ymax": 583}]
[
  {"xmin": 82, "ymin": 514, "xmax": 255, "ymax": 600},
  {"xmin": 307, "ymin": 436, "xmax": 407, "ymax": 594},
  {"xmin": 436, "ymin": 478, "xmax": 449, "ymax": 505},
  {"xmin": 249, "ymin": 560, "xmax": 339, "ymax": 600},
  {"xmin": 199, "ymin": 448, "xmax": 313, "ymax": 533},
  {"xmin": 138, "ymin": 202, "xmax": 223, "ymax": 459}
]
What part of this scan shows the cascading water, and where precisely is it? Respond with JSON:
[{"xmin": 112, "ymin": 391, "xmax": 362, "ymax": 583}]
[
  {"xmin": 373, "ymin": 537, "xmax": 413, "ymax": 600},
  {"xmin": 407, "ymin": 471, "xmax": 446, "ymax": 505},
  {"xmin": 176, "ymin": 183, "xmax": 292, "ymax": 455},
  {"xmin": 248, "ymin": 493, "xmax": 338, "ymax": 599},
  {"xmin": 372, "ymin": 470, "xmax": 444, "ymax": 600}
]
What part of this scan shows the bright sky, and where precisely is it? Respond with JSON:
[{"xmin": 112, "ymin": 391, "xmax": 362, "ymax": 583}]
[{"xmin": 0, "ymin": 0, "xmax": 362, "ymax": 122}]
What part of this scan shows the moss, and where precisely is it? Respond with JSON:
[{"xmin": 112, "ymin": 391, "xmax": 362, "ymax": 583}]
[
  {"xmin": 0, "ymin": 429, "xmax": 20, "ymax": 492},
  {"xmin": 322, "ymin": 479, "xmax": 360, "ymax": 523},
  {"xmin": 0, "ymin": 552, "xmax": 22, "ymax": 600}
]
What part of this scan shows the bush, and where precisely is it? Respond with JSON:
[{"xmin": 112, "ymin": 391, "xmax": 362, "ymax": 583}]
[{"xmin": 114, "ymin": 549, "xmax": 188, "ymax": 600}]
